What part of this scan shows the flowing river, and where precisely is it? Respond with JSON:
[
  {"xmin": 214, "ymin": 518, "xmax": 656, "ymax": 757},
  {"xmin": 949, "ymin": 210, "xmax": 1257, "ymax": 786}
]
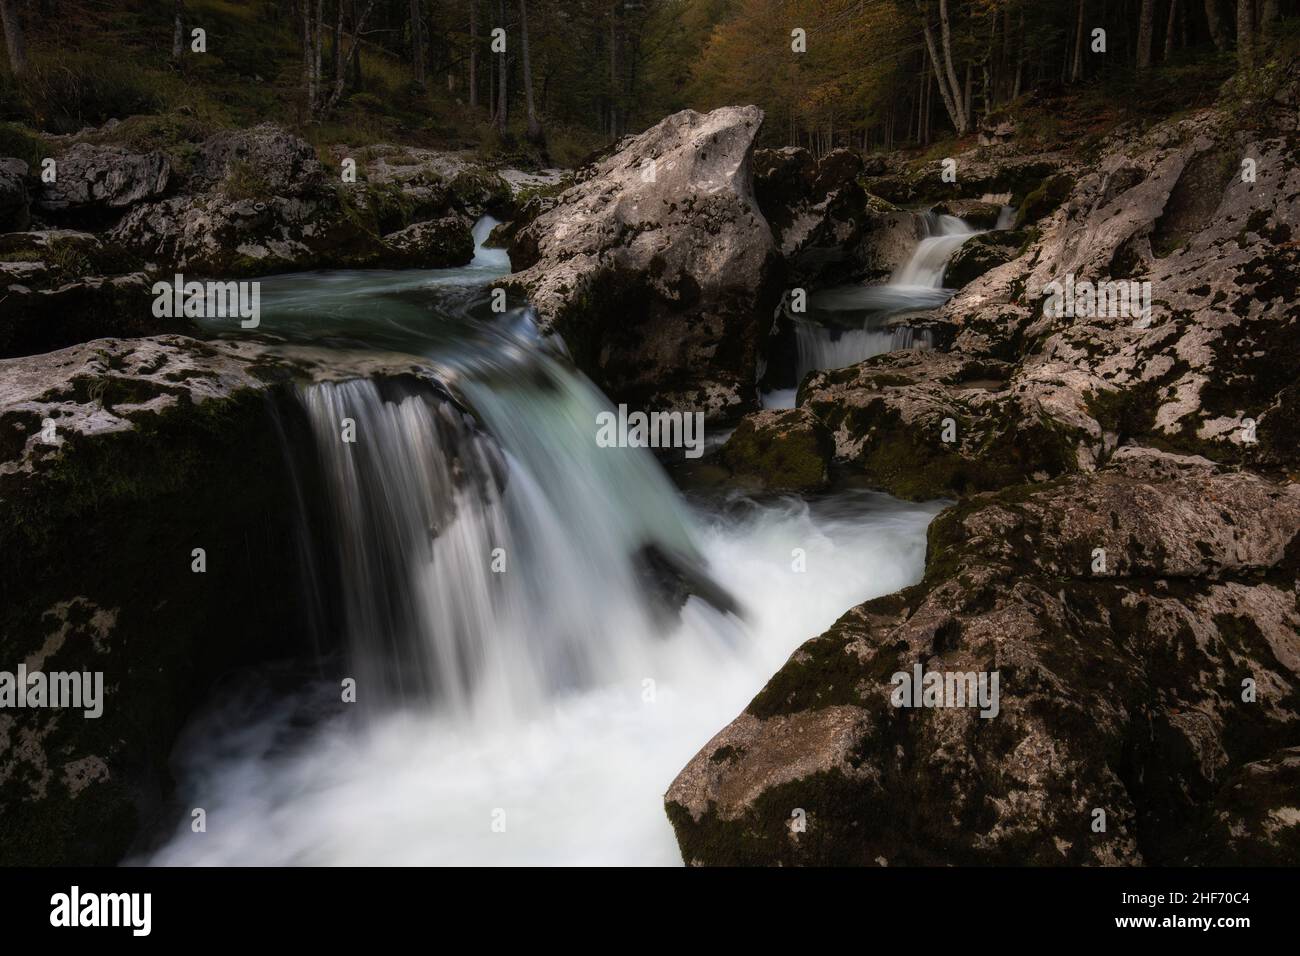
[{"xmin": 137, "ymin": 218, "xmax": 943, "ymax": 866}]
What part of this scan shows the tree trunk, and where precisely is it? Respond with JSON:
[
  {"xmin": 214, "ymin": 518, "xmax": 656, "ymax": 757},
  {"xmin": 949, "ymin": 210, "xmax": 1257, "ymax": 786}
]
[
  {"xmin": 1164, "ymin": 0, "xmax": 1179, "ymax": 59},
  {"xmin": 1071, "ymin": 0, "xmax": 1086, "ymax": 83},
  {"xmin": 1236, "ymin": 0, "xmax": 1254, "ymax": 68},
  {"xmin": 518, "ymin": 0, "xmax": 542, "ymax": 143},
  {"xmin": 1260, "ymin": 0, "xmax": 1279, "ymax": 34},
  {"xmin": 314, "ymin": 0, "xmax": 324, "ymax": 106},
  {"xmin": 171, "ymin": 0, "xmax": 185, "ymax": 62},
  {"xmin": 302, "ymin": 3, "xmax": 316, "ymax": 113},
  {"xmin": 351, "ymin": 0, "xmax": 363, "ymax": 89},
  {"xmin": 963, "ymin": 60, "xmax": 972, "ymax": 129},
  {"xmin": 409, "ymin": 0, "xmax": 426, "ymax": 90},
  {"xmin": 920, "ymin": 10, "xmax": 961, "ymax": 134},
  {"xmin": 333, "ymin": 0, "xmax": 343, "ymax": 86},
  {"xmin": 495, "ymin": 0, "xmax": 508, "ymax": 136},
  {"xmin": 1137, "ymin": 0, "xmax": 1156, "ymax": 68},
  {"xmin": 323, "ymin": 0, "xmax": 376, "ymax": 112},
  {"xmin": 469, "ymin": 0, "xmax": 479, "ymax": 108},
  {"xmin": 938, "ymin": 0, "xmax": 967, "ymax": 129},
  {"xmin": 1204, "ymin": 0, "xmax": 1228, "ymax": 51},
  {"xmin": 608, "ymin": 2, "xmax": 620, "ymax": 138}
]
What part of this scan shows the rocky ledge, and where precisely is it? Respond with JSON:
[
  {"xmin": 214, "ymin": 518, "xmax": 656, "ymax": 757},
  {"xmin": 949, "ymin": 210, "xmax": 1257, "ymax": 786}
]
[
  {"xmin": 668, "ymin": 447, "xmax": 1300, "ymax": 865},
  {"xmin": 0, "ymin": 336, "xmax": 438, "ymax": 864}
]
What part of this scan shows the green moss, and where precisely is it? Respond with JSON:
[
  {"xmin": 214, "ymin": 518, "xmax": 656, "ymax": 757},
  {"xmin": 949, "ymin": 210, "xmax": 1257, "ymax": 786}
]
[{"xmin": 1015, "ymin": 173, "xmax": 1074, "ymax": 228}]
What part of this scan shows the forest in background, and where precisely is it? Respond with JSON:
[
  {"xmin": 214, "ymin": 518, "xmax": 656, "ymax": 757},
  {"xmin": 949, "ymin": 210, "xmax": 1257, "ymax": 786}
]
[{"xmin": 1, "ymin": 0, "xmax": 1298, "ymax": 168}]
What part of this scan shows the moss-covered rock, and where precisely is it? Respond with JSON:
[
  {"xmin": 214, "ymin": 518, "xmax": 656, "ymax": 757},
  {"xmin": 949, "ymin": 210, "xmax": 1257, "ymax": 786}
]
[
  {"xmin": 718, "ymin": 408, "xmax": 833, "ymax": 492},
  {"xmin": 667, "ymin": 448, "xmax": 1300, "ymax": 866},
  {"xmin": 799, "ymin": 350, "xmax": 1088, "ymax": 501},
  {"xmin": 0, "ymin": 336, "xmax": 436, "ymax": 865},
  {"xmin": 1014, "ymin": 172, "xmax": 1074, "ymax": 227}
]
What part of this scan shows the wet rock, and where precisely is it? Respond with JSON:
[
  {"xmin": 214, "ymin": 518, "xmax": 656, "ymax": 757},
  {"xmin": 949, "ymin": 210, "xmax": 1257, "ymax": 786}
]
[
  {"xmin": 506, "ymin": 106, "xmax": 783, "ymax": 419},
  {"xmin": 0, "ymin": 272, "xmax": 174, "ymax": 359},
  {"xmin": 752, "ymin": 146, "xmax": 910, "ymax": 287},
  {"xmin": 798, "ymin": 350, "xmax": 1092, "ymax": 500},
  {"xmin": 930, "ymin": 198, "xmax": 1005, "ymax": 229},
  {"xmin": 943, "ymin": 230, "xmax": 1024, "ymax": 288},
  {"xmin": 112, "ymin": 190, "xmax": 385, "ymax": 275},
  {"xmin": 667, "ymin": 448, "xmax": 1300, "ymax": 865},
  {"xmin": 719, "ymin": 407, "xmax": 833, "ymax": 492},
  {"xmin": 867, "ymin": 152, "xmax": 1066, "ymax": 207}
]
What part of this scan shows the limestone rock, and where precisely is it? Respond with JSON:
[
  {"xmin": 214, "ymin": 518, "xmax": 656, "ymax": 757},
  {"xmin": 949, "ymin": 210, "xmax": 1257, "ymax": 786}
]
[
  {"xmin": 506, "ymin": 106, "xmax": 783, "ymax": 420},
  {"xmin": 667, "ymin": 449, "xmax": 1300, "ymax": 865}
]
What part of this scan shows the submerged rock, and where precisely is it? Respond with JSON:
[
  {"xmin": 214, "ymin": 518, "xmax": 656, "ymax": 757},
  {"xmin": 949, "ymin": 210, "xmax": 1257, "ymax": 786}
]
[
  {"xmin": 506, "ymin": 105, "xmax": 783, "ymax": 420},
  {"xmin": 667, "ymin": 448, "xmax": 1300, "ymax": 865}
]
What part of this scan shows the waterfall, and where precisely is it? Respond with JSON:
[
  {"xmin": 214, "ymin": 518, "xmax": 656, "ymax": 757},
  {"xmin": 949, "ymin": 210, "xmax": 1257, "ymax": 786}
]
[
  {"xmin": 138, "ymin": 215, "xmax": 945, "ymax": 866},
  {"xmin": 296, "ymin": 321, "xmax": 722, "ymax": 722},
  {"xmin": 891, "ymin": 213, "xmax": 977, "ymax": 288},
  {"xmin": 762, "ymin": 209, "xmax": 983, "ymax": 402}
]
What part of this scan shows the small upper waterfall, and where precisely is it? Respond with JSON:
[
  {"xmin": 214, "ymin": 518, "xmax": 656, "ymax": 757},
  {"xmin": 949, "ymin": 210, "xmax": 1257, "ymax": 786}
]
[
  {"xmin": 763, "ymin": 208, "xmax": 994, "ymax": 404},
  {"xmin": 891, "ymin": 213, "xmax": 977, "ymax": 288}
]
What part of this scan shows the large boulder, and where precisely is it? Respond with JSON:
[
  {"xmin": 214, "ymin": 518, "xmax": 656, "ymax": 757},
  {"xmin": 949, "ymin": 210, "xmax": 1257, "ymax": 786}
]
[
  {"xmin": 752, "ymin": 146, "xmax": 918, "ymax": 286},
  {"xmin": 110, "ymin": 125, "xmax": 509, "ymax": 276},
  {"xmin": 189, "ymin": 124, "xmax": 325, "ymax": 197},
  {"xmin": 798, "ymin": 349, "xmax": 1093, "ymax": 500},
  {"xmin": 112, "ymin": 189, "xmax": 385, "ymax": 276},
  {"xmin": 506, "ymin": 106, "xmax": 783, "ymax": 420},
  {"xmin": 936, "ymin": 104, "xmax": 1300, "ymax": 473},
  {"xmin": 384, "ymin": 216, "xmax": 474, "ymax": 268},
  {"xmin": 36, "ymin": 143, "xmax": 171, "ymax": 220},
  {"xmin": 667, "ymin": 448, "xmax": 1300, "ymax": 865},
  {"xmin": 0, "ymin": 272, "xmax": 173, "ymax": 359}
]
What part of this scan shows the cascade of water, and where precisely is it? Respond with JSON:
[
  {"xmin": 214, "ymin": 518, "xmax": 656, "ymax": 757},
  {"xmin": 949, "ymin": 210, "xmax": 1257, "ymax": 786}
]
[
  {"xmin": 891, "ymin": 212, "xmax": 977, "ymax": 288},
  {"xmin": 770, "ymin": 210, "xmax": 982, "ymax": 391},
  {"xmin": 139, "ymin": 215, "xmax": 945, "ymax": 867},
  {"xmin": 297, "ymin": 326, "xmax": 722, "ymax": 722}
]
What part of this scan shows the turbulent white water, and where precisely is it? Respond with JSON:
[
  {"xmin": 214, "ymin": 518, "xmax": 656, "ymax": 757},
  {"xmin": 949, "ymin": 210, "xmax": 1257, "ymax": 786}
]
[
  {"xmin": 143, "ymin": 216, "xmax": 946, "ymax": 866},
  {"xmin": 142, "ymin": 489, "xmax": 939, "ymax": 866}
]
